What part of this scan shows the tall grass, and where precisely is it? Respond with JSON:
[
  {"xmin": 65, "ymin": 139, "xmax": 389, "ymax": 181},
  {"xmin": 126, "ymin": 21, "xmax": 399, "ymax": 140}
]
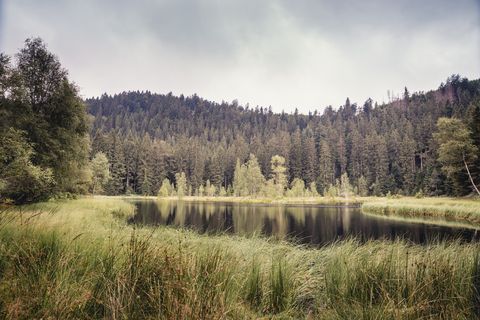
[
  {"xmin": 1, "ymin": 197, "xmax": 480, "ymax": 319},
  {"xmin": 362, "ymin": 197, "xmax": 480, "ymax": 226}
]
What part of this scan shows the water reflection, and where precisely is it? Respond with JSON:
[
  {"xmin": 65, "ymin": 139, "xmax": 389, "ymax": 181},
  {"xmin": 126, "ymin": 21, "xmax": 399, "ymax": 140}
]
[{"xmin": 128, "ymin": 200, "xmax": 480, "ymax": 246}]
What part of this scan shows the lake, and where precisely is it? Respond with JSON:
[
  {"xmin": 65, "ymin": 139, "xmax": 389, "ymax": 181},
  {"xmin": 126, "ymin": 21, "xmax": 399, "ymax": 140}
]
[{"xmin": 128, "ymin": 200, "xmax": 480, "ymax": 246}]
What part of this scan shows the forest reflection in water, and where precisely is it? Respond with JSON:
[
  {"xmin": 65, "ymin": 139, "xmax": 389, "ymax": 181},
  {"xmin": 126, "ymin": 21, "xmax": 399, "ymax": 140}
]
[{"xmin": 128, "ymin": 200, "xmax": 480, "ymax": 246}]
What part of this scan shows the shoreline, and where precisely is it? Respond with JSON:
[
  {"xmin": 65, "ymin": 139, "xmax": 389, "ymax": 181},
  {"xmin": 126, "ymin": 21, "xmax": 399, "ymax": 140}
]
[{"xmin": 114, "ymin": 195, "xmax": 480, "ymax": 227}]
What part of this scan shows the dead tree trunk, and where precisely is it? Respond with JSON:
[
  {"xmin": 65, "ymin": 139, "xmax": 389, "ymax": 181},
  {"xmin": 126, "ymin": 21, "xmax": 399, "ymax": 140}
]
[{"xmin": 463, "ymin": 153, "xmax": 480, "ymax": 196}]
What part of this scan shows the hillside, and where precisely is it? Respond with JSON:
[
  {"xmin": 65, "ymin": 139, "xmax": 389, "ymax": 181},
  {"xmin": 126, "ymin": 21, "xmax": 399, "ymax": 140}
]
[{"xmin": 86, "ymin": 75, "xmax": 480, "ymax": 196}]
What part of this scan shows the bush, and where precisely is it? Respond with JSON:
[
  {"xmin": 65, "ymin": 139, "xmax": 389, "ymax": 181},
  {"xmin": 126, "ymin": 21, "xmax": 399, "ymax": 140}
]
[
  {"xmin": 286, "ymin": 178, "xmax": 306, "ymax": 197},
  {"xmin": 0, "ymin": 128, "xmax": 55, "ymax": 203}
]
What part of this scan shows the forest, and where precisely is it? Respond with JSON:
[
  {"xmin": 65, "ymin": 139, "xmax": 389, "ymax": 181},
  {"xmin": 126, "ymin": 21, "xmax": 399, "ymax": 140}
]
[
  {"xmin": 1, "ymin": 38, "xmax": 480, "ymax": 204},
  {"xmin": 87, "ymin": 76, "xmax": 480, "ymax": 199}
]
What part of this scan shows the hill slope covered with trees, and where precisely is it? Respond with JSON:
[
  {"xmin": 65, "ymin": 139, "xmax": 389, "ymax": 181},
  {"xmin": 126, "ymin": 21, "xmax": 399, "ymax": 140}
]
[{"xmin": 87, "ymin": 76, "xmax": 480, "ymax": 197}]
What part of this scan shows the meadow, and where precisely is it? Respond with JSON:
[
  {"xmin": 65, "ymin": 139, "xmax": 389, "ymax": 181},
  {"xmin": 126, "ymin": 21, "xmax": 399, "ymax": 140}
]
[{"xmin": 0, "ymin": 197, "xmax": 480, "ymax": 319}]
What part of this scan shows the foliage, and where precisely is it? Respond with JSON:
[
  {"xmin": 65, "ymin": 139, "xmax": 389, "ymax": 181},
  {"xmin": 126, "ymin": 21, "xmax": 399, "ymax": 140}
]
[
  {"xmin": 434, "ymin": 117, "xmax": 479, "ymax": 195},
  {"xmin": 157, "ymin": 178, "xmax": 174, "ymax": 197},
  {"xmin": 0, "ymin": 38, "xmax": 89, "ymax": 202},
  {"xmin": 286, "ymin": 178, "xmax": 306, "ymax": 197},
  {"xmin": 175, "ymin": 172, "xmax": 187, "ymax": 198},
  {"xmin": 324, "ymin": 184, "xmax": 339, "ymax": 198},
  {"xmin": 233, "ymin": 154, "xmax": 265, "ymax": 197},
  {"xmin": 0, "ymin": 128, "xmax": 54, "ymax": 203},
  {"xmin": 90, "ymin": 152, "xmax": 110, "ymax": 194}
]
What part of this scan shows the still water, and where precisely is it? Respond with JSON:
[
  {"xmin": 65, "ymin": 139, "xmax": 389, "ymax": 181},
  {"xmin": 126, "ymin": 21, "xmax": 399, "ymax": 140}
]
[{"xmin": 128, "ymin": 200, "xmax": 480, "ymax": 246}]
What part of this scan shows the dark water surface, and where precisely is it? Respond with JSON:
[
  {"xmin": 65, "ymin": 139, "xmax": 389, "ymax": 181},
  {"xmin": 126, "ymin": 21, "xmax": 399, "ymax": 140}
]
[{"xmin": 128, "ymin": 200, "xmax": 480, "ymax": 246}]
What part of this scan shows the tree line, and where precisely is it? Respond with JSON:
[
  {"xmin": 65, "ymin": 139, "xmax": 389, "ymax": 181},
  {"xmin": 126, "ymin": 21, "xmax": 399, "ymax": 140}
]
[
  {"xmin": 1, "ymin": 38, "xmax": 479, "ymax": 203},
  {"xmin": 155, "ymin": 153, "xmax": 357, "ymax": 198},
  {"xmin": 88, "ymin": 77, "xmax": 480, "ymax": 197}
]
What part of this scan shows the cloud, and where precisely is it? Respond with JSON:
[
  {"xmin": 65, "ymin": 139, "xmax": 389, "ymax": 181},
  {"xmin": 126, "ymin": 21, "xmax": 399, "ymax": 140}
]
[{"xmin": 2, "ymin": 0, "xmax": 479, "ymax": 112}]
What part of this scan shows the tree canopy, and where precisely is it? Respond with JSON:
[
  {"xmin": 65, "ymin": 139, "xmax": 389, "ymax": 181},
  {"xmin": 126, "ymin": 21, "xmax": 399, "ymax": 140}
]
[{"xmin": 0, "ymin": 38, "xmax": 90, "ymax": 203}]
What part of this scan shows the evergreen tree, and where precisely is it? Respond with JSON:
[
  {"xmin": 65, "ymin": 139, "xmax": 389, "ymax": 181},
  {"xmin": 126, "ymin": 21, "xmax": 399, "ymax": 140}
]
[
  {"xmin": 399, "ymin": 135, "xmax": 416, "ymax": 194},
  {"xmin": 289, "ymin": 129, "xmax": 303, "ymax": 181},
  {"xmin": 318, "ymin": 140, "xmax": 334, "ymax": 193},
  {"xmin": 140, "ymin": 167, "xmax": 151, "ymax": 195},
  {"xmin": 302, "ymin": 134, "xmax": 317, "ymax": 184},
  {"xmin": 106, "ymin": 134, "xmax": 126, "ymax": 195}
]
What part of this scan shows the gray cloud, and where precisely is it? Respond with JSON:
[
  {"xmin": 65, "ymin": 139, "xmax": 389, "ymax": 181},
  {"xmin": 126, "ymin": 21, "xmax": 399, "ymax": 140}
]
[{"xmin": 2, "ymin": 0, "xmax": 479, "ymax": 112}]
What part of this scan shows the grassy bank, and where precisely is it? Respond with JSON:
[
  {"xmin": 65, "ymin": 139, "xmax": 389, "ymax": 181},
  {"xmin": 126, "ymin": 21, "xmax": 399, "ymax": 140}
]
[
  {"xmin": 362, "ymin": 197, "xmax": 480, "ymax": 226},
  {"xmin": 1, "ymin": 197, "xmax": 480, "ymax": 319}
]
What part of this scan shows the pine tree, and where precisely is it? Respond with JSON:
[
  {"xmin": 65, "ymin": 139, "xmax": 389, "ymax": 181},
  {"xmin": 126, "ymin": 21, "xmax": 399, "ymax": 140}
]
[
  {"xmin": 399, "ymin": 135, "xmax": 416, "ymax": 194},
  {"xmin": 107, "ymin": 134, "xmax": 126, "ymax": 195},
  {"xmin": 317, "ymin": 139, "xmax": 334, "ymax": 193},
  {"xmin": 348, "ymin": 128, "xmax": 364, "ymax": 182},
  {"xmin": 336, "ymin": 134, "xmax": 347, "ymax": 176},
  {"xmin": 140, "ymin": 167, "xmax": 151, "ymax": 195},
  {"xmin": 289, "ymin": 129, "xmax": 303, "ymax": 181},
  {"xmin": 302, "ymin": 134, "xmax": 317, "ymax": 184},
  {"xmin": 374, "ymin": 135, "xmax": 389, "ymax": 196}
]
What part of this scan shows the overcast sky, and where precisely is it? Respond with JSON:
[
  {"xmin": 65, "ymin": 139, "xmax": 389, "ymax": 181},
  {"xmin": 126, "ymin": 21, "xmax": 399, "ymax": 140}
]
[{"xmin": 1, "ymin": 0, "xmax": 479, "ymax": 113}]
